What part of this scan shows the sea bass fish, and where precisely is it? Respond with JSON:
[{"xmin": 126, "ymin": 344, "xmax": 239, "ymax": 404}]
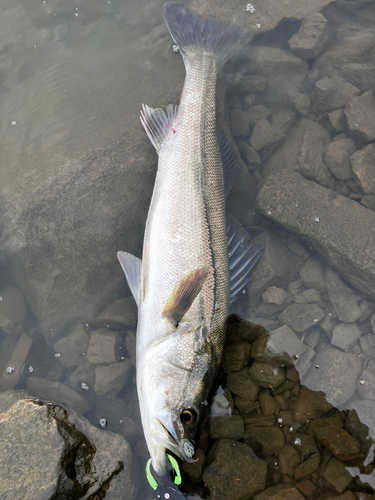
[{"xmin": 118, "ymin": 3, "xmax": 260, "ymax": 475}]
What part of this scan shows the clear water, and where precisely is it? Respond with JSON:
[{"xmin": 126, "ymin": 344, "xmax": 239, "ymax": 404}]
[{"xmin": 1, "ymin": 0, "xmax": 375, "ymax": 498}]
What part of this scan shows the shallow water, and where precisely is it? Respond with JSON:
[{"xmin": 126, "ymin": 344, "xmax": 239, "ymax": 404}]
[{"xmin": 1, "ymin": 0, "xmax": 375, "ymax": 498}]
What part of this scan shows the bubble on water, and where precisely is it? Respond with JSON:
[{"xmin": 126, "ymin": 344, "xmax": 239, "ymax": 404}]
[
  {"xmin": 315, "ymin": 365, "xmax": 319, "ymax": 369},
  {"xmin": 256, "ymin": 23, "xmax": 261, "ymax": 29},
  {"xmin": 173, "ymin": 44, "xmax": 179, "ymax": 53},
  {"xmin": 81, "ymin": 382, "xmax": 89, "ymax": 391},
  {"xmin": 314, "ymin": 217, "xmax": 320, "ymax": 223},
  {"xmin": 27, "ymin": 365, "xmax": 34, "ymax": 373},
  {"xmin": 55, "ymin": 352, "xmax": 61, "ymax": 358},
  {"xmin": 120, "ymin": 356, "xmax": 125, "ymax": 360},
  {"xmin": 360, "ymin": 380, "xmax": 365, "ymax": 385},
  {"xmin": 242, "ymin": 289, "xmax": 246, "ymax": 294},
  {"xmin": 294, "ymin": 438, "xmax": 301, "ymax": 446},
  {"xmin": 313, "ymin": 318, "xmax": 318, "ymax": 322},
  {"xmin": 355, "ymin": 123, "xmax": 359, "ymax": 127},
  {"xmin": 246, "ymin": 3, "xmax": 255, "ymax": 13},
  {"xmin": 0, "ymin": 296, "xmax": 2, "ymax": 300},
  {"xmin": 11, "ymin": 121, "xmax": 16, "ymax": 126},
  {"xmin": 6, "ymin": 366, "xmax": 15, "ymax": 374},
  {"xmin": 74, "ymin": 12, "xmax": 79, "ymax": 17},
  {"xmin": 295, "ymin": 204, "xmax": 298, "ymax": 207},
  {"xmin": 267, "ymin": 210, "xmax": 272, "ymax": 215},
  {"xmin": 82, "ymin": 352, "xmax": 86, "ymax": 356},
  {"xmin": 75, "ymin": 7, "xmax": 78, "ymax": 9},
  {"xmin": 99, "ymin": 418, "xmax": 107, "ymax": 427},
  {"xmin": 119, "ymin": 419, "xmax": 124, "ymax": 424},
  {"xmin": 85, "ymin": 323, "xmax": 89, "ymax": 328},
  {"xmin": 328, "ymin": 313, "xmax": 332, "ymax": 317},
  {"xmin": 289, "ymin": 427, "xmax": 293, "ymax": 432},
  {"xmin": 273, "ymin": 368, "xmax": 278, "ymax": 375},
  {"xmin": 33, "ymin": 44, "xmax": 37, "ymax": 48}
]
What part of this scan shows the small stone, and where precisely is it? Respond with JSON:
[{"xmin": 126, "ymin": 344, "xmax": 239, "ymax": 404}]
[
  {"xmin": 299, "ymin": 259, "xmax": 326, "ymax": 292},
  {"xmin": 345, "ymin": 91, "xmax": 375, "ymax": 143},
  {"xmin": 226, "ymin": 367, "xmax": 260, "ymax": 401},
  {"xmin": 244, "ymin": 426, "xmax": 284, "ymax": 456},
  {"xmin": 27, "ymin": 377, "xmax": 89, "ymax": 413},
  {"xmin": 226, "ymin": 74, "xmax": 266, "ymax": 94},
  {"xmin": 294, "ymin": 94, "xmax": 310, "ymax": 116},
  {"xmin": 237, "ymin": 141, "xmax": 262, "ymax": 167},
  {"xmin": 325, "ymin": 269, "xmax": 361, "ymax": 323},
  {"xmin": 288, "ymin": 242, "xmax": 308, "ymax": 258},
  {"xmin": 331, "ymin": 322, "xmax": 362, "ymax": 350},
  {"xmin": 324, "ymin": 457, "xmax": 353, "ymax": 493},
  {"xmin": 328, "ymin": 109, "xmax": 346, "ymax": 132},
  {"xmin": 272, "ymin": 110, "xmax": 296, "ymax": 135},
  {"xmin": 221, "ymin": 342, "xmax": 251, "ymax": 374},
  {"xmin": 294, "ymin": 452, "xmax": 320, "ymax": 479},
  {"xmin": 253, "ymin": 483, "xmax": 305, "ymax": 500},
  {"xmin": 351, "ymin": 144, "xmax": 375, "ymax": 194},
  {"xmin": 288, "ymin": 279, "xmax": 303, "ymax": 294},
  {"xmin": 278, "ymin": 303, "xmax": 324, "ymax": 332},
  {"xmin": 249, "ymin": 361, "xmax": 285, "ymax": 388},
  {"xmin": 293, "ymin": 386, "xmax": 332, "ymax": 423},
  {"xmin": 319, "ymin": 314, "xmax": 338, "ymax": 339},
  {"xmin": 293, "ymin": 289, "xmax": 320, "ymax": 304},
  {"xmin": 312, "ymin": 76, "xmax": 360, "ymax": 113},
  {"xmin": 288, "ymin": 12, "xmax": 329, "ymax": 59},
  {"xmin": 258, "ymin": 389, "xmax": 277, "ymax": 416},
  {"xmin": 291, "ymin": 433, "xmax": 318, "ymax": 456},
  {"xmin": 94, "ymin": 359, "xmax": 133, "ymax": 398},
  {"xmin": 262, "ymin": 286, "xmax": 287, "ymax": 305},
  {"xmin": 312, "ymin": 423, "xmax": 361, "ymax": 461},
  {"xmin": 250, "ymin": 119, "xmax": 285, "ymax": 151},
  {"xmin": 96, "ymin": 297, "xmax": 137, "ymax": 328},
  {"xmin": 0, "ymin": 287, "xmax": 26, "ymax": 336},
  {"xmin": 87, "ymin": 329, "xmax": 120, "ymax": 364},
  {"xmin": 210, "ymin": 415, "xmax": 244, "ymax": 441},
  {"xmin": 53, "ymin": 325, "xmax": 89, "ymax": 368},
  {"xmin": 324, "ymin": 138, "xmax": 356, "ymax": 182},
  {"xmin": 359, "ymin": 335, "xmax": 375, "ymax": 358},
  {"xmin": 0, "ymin": 333, "xmax": 33, "ymax": 391}
]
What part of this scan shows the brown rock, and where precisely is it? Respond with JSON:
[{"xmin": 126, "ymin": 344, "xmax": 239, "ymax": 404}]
[
  {"xmin": 292, "ymin": 433, "xmax": 318, "ymax": 457},
  {"xmin": 262, "ymin": 286, "xmax": 288, "ymax": 305},
  {"xmin": 345, "ymin": 91, "xmax": 375, "ymax": 143},
  {"xmin": 294, "ymin": 386, "xmax": 332, "ymax": 424},
  {"xmin": 258, "ymin": 389, "xmax": 277, "ymax": 416},
  {"xmin": 312, "ymin": 423, "xmax": 362, "ymax": 461},
  {"xmin": 323, "ymin": 457, "xmax": 353, "ymax": 493},
  {"xmin": 226, "ymin": 367, "xmax": 260, "ymax": 401},
  {"xmin": 249, "ymin": 361, "xmax": 286, "ymax": 388},
  {"xmin": 351, "ymin": 144, "xmax": 375, "ymax": 195},
  {"xmin": 294, "ymin": 452, "xmax": 320, "ymax": 479},
  {"xmin": 254, "ymin": 483, "xmax": 305, "ymax": 500},
  {"xmin": 244, "ymin": 426, "xmax": 284, "ymax": 456},
  {"xmin": 210, "ymin": 415, "xmax": 245, "ymax": 441},
  {"xmin": 279, "ymin": 444, "xmax": 301, "ymax": 476},
  {"xmin": 181, "ymin": 449, "xmax": 205, "ymax": 482},
  {"xmin": 295, "ymin": 479, "xmax": 316, "ymax": 498},
  {"xmin": 222, "ymin": 342, "xmax": 251, "ymax": 374}
]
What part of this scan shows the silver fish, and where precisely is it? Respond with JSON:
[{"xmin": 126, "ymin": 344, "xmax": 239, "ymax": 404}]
[{"xmin": 118, "ymin": 3, "xmax": 260, "ymax": 475}]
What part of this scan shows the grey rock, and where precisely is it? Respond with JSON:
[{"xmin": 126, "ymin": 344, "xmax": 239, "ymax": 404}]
[
  {"xmin": 249, "ymin": 360, "xmax": 285, "ymax": 388},
  {"xmin": 238, "ymin": 141, "xmax": 262, "ymax": 167},
  {"xmin": 311, "ymin": 76, "xmax": 360, "ymax": 113},
  {"xmin": 248, "ymin": 105, "xmax": 272, "ymax": 127},
  {"xmin": 319, "ymin": 314, "xmax": 338, "ymax": 339},
  {"xmin": 255, "ymin": 293, "xmax": 293, "ymax": 318},
  {"xmin": 302, "ymin": 347, "xmax": 362, "ymax": 408},
  {"xmin": 272, "ymin": 110, "xmax": 296, "ymax": 134},
  {"xmin": 328, "ymin": 109, "xmax": 346, "ymax": 132},
  {"xmin": 357, "ymin": 360, "xmax": 375, "ymax": 401},
  {"xmin": 358, "ymin": 299, "xmax": 375, "ymax": 322},
  {"xmin": 94, "ymin": 396, "xmax": 142, "ymax": 442},
  {"xmin": 0, "ymin": 287, "xmax": 26, "ymax": 336},
  {"xmin": 262, "ymin": 286, "xmax": 287, "ymax": 305},
  {"xmin": 264, "ymin": 118, "xmax": 331, "ymax": 186},
  {"xmin": 372, "ymin": 312, "xmax": 375, "ymax": 333},
  {"xmin": 86, "ymin": 329, "xmax": 120, "ymax": 364},
  {"xmin": 125, "ymin": 330, "xmax": 136, "ymax": 366},
  {"xmin": 254, "ymin": 484, "xmax": 304, "ymax": 500},
  {"xmin": 250, "ymin": 119, "xmax": 285, "ymax": 151},
  {"xmin": 294, "ymin": 93, "xmax": 311, "ymax": 116},
  {"xmin": 361, "ymin": 194, "xmax": 375, "ymax": 210},
  {"xmin": 243, "ymin": 93, "xmax": 260, "ymax": 109},
  {"xmin": 359, "ymin": 335, "xmax": 375, "ymax": 358},
  {"xmin": 210, "ymin": 415, "xmax": 244, "ymax": 440},
  {"xmin": 351, "ymin": 144, "xmax": 375, "ymax": 195},
  {"xmin": 345, "ymin": 91, "xmax": 375, "ymax": 143},
  {"xmin": 94, "ymin": 359, "xmax": 133, "ymax": 398},
  {"xmin": 27, "ymin": 377, "xmax": 89, "ymax": 414},
  {"xmin": 350, "ymin": 400, "xmax": 375, "ymax": 441},
  {"xmin": 230, "ymin": 109, "xmax": 250, "ymax": 137},
  {"xmin": 288, "ymin": 12, "xmax": 329, "ymax": 59},
  {"xmin": 278, "ymin": 303, "xmax": 324, "ymax": 332},
  {"xmin": 53, "ymin": 325, "xmax": 89, "ymax": 368},
  {"xmin": 325, "ymin": 269, "xmax": 362, "ymax": 323},
  {"xmin": 304, "ymin": 329, "xmax": 321, "ymax": 349},
  {"xmin": 66, "ymin": 363, "xmax": 96, "ymax": 394},
  {"xmin": 293, "ymin": 289, "xmax": 320, "ymax": 303},
  {"xmin": 256, "ymin": 169, "xmax": 375, "ymax": 300},
  {"xmin": 202, "ymin": 439, "xmax": 267, "ymax": 500},
  {"xmin": 331, "ymin": 323, "xmax": 362, "ymax": 350},
  {"xmin": 0, "ymin": 333, "xmax": 33, "ymax": 392},
  {"xmin": 96, "ymin": 297, "xmax": 137, "ymax": 329},
  {"xmin": 299, "ymin": 258, "xmax": 326, "ymax": 292},
  {"xmin": 324, "ymin": 138, "xmax": 356, "ymax": 182},
  {"xmin": 226, "ymin": 74, "xmax": 266, "ymax": 94}
]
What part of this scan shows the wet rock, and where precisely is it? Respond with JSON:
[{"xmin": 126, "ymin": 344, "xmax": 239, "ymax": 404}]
[
  {"xmin": 125, "ymin": 330, "xmax": 136, "ymax": 366},
  {"xmin": 66, "ymin": 363, "xmax": 95, "ymax": 394},
  {"xmin": 226, "ymin": 367, "xmax": 260, "ymax": 401},
  {"xmin": 328, "ymin": 109, "xmax": 346, "ymax": 133},
  {"xmin": 210, "ymin": 415, "xmax": 244, "ymax": 441},
  {"xmin": 53, "ymin": 325, "xmax": 89, "ymax": 369},
  {"xmin": 319, "ymin": 314, "xmax": 338, "ymax": 339},
  {"xmin": 351, "ymin": 144, "xmax": 375, "ymax": 195},
  {"xmin": 293, "ymin": 386, "xmax": 332, "ymax": 424},
  {"xmin": 311, "ymin": 76, "xmax": 360, "ymax": 113},
  {"xmin": 226, "ymin": 74, "xmax": 266, "ymax": 94},
  {"xmin": 253, "ymin": 484, "xmax": 305, "ymax": 500},
  {"xmin": 294, "ymin": 94, "xmax": 311, "ymax": 117},
  {"xmin": 295, "ymin": 479, "xmax": 316, "ymax": 498},
  {"xmin": 288, "ymin": 12, "xmax": 329, "ymax": 59},
  {"xmin": 27, "ymin": 377, "xmax": 89, "ymax": 414},
  {"xmin": 325, "ymin": 270, "xmax": 361, "ymax": 323},
  {"xmin": 230, "ymin": 109, "xmax": 250, "ymax": 137},
  {"xmin": 358, "ymin": 299, "xmax": 375, "ymax": 323},
  {"xmin": 250, "ymin": 119, "xmax": 285, "ymax": 151},
  {"xmin": 324, "ymin": 457, "xmax": 353, "ymax": 493},
  {"xmin": 181, "ymin": 449, "xmax": 205, "ymax": 482},
  {"xmin": 258, "ymin": 389, "xmax": 277, "ymax": 416},
  {"xmin": 312, "ymin": 422, "xmax": 361, "ymax": 461},
  {"xmin": 0, "ymin": 396, "xmax": 133, "ymax": 500},
  {"xmin": 94, "ymin": 359, "xmax": 133, "ymax": 398},
  {"xmin": 278, "ymin": 444, "xmax": 301, "ymax": 476},
  {"xmin": 345, "ymin": 91, "xmax": 375, "ymax": 143},
  {"xmin": 357, "ymin": 360, "xmax": 375, "ymax": 400},
  {"xmin": 362, "ymin": 194, "xmax": 375, "ymax": 210},
  {"xmin": 0, "ymin": 287, "xmax": 26, "ymax": 336},
  {"xmin": 302, "ymin": 347, "xmax": 361, "ymax": 408},
  {"xmin": 350, "ymin": 400, "xmax": 375, "ymax": 440},
  {"xmin": 222, "ymin": 342, "xmax": 251, "ymax": 374},
  {"xmin": 304, "ymin": 329, "xmax": 321, "ymax": 349},
  {"xmin": 234, "ymin": 397, "xmax": 260, "ymax": 414},
  {"xmin": 262, "ymin": 286, "xmax": 287, "ymax": 305},
  {"xmin": 272, "ymin": 110, "xmax": 297, "ymax": 135},
  {"xmin": 249, "ymin": 361, "xmax": 285, "ymax": 388},
  {"xmin": 324, "ymin": 138, "xmax": 356, "ymax": 182},
  {"xmin": 0, "ymin": 333, "xmax": 33, "ymax": 392},
  {"xmin": 264, "ymin": 118, "xmax": 331, "ymax": 186},
  {"xmin": 293, "ymin": 289, "xmax": 320, "ymax": 303},
  {"xmin": 278, "ymin": 303, "xmax": 324, "ymax": 332},
  {"xmin": 359, "ymin": 335, "xmax": 375, "ymax": 358},
  {"xmin": 256, "ymin": 169, "xmax": 375, "ymax": 300},
  {"xmin": 331, "ymin": 322, "xmax": 362, "ymax": 350},
  {"xmin": 96, "ymin": 297, "xmax": 137, "ymax": 329},
  {"xmin": 292, "ymin": 432, "xmax": 318, "ymax": 457},
  {"xmin": 299, "ymin": 259, "xmax": 327, "ymax": 293},
  {"xmin": 294, "ymin": 452, "xmax": 320, "ymax": 479},
  {"xmin": 248, "ymin": 105, "xmax": 272, "ymax": 127},
  {"xmin": 244, "ymin": 426, "xmax": 284, "ymax": 457},
  {"xmin": 202, "ymin": 439, "xmax": 267, "ymax": 500},
  {"xmin": 87, "ymin": 329, "xmax": 120, "ymax": 364},
  {"xmin": 238, "ymin": 141, "xmax": 262, "ymax": 167}
]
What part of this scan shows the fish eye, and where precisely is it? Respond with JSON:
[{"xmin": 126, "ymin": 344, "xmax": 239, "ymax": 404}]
[{"xmin": 180, "ymin": 408, "xmax": 196, "ymax": 425}]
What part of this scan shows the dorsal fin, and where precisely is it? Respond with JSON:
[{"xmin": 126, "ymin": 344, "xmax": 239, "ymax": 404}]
[
  {"xmin": 140, "ymin": 104, "xmax": 178, "ymax": 153},
  {"xmin": 217, "ymin": 130, "xmax": 242, "ymax": 197},
  {"xmin": 227, "ymin": 219, "xmax": 262, "ymax": 304},
  {"xmin": 117, "ymin": 251, "xmax": 142, "ymax": 307}
]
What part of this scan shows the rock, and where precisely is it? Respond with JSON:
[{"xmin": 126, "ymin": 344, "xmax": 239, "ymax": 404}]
[
  {"xmin": 312, "ymin": 422, "xmax": 361, "ymax": 461},
  {"xmin": 272, "ymin": 110, "xmax": 297, "ymax": 135},
  {"xmin": 359, "ymin": 335, "xmax": 375, "ymax": 358},
  {"xmin": 255, "ymin": 293, "xmax": 293, "ymax": 318},
  {"xmin": 226, "ymin": 367, "xmax": 260, "ymax": 401},
  {"xmin": 226, "ymin": 166, "xmax": 258, "ymax": 223},
  {"xmin": 350, "ymin": 400, "xmax": 375, "ymax": 441},
  {"xmin": 325, "ymin": 269, "xmax": 362, "ymax": 322},
  {"xmin": 295, "ymin": 479, "xmax": 316, "ymax": 498},
  {"xmin": 294, "ymin": 452, "xmax": 320, "ymax": 479},
  {"xmin": 328, "ymin": 109, "xmax": 346, "ymax": 132},
  {"xmin": 294, "ymin": 94, "xmax": 311, "ymax": 116},
  {"xmin": 238, "ymin": 141, "xmax": 262, "ymax": 167},
  {"xmin": 244, "ymin": 426, "xmax": 284, "ymax": 456},
  {"xmin": 292, "ymin": 432, "xmax": 318, "ymax": 457},
  {"xmin": 66, "ymin": 363, "xmax": 96, "ymax": 394},
  {"xmin": 311, "ymin": 76, "xmax": 360, "ymax": 113},
  {"xmin": 53, "ymin": 325, "xmax": 89, "ymax": 368},
  {"xmin": 278, "ymin": 303, "xmax": 324, "ymax": 332},
  {"xmin": 357, "ymin": 360, "xmax": 375, "ymax": 401},
  {"xmin": 331, "ymin": 322, "xmax": 362, "ymax": 350},
  {"xmin": 248, "ymin": 105, "xmax": 272, "ymax": 127},
  {"xmin": 289, "ymin": 12, "xmax": 329, "ymax": 59},
  {"xmin": 226, "ymin": 74, "xmax": 267, "ymax": 94},
  {"xmin": 27, "ymin": 377, "xmax": 89, "ymax": 414},
  {"xmin": 94, "ymin": 359, "xmax": 133, "ymax": 398},
  {"xmin": 372, "ymin": 312, "xmax": 375, "ymax": 333},
  {"xmin": 210, "ymin": 415, "xmax": 244, "ymax": 441},
  {"xmin": 324, "ymin": 457, "xmax": 353, "ymax": 493},
  {"xmin": 202, "ymin": 439, "xmax": 267, "ymax": 500},
  {"xmin": 319, "ymin": 315, "xmax": 338, "ymax": 339},
  {"xmin": 0, "ymin": 333, "xmax": 33, "ymax": 392},
  {"xmin": 299, "ymin": 259, "xmax": 327, "ymax": 293},
  {"xmin": 264, "ymin": 118, "xmax": 331, "ymax": 186},
  {"xmin": 362, "ymin": 194, "xmax": 375, "ymax": 210},
  {"xmin": 351, "ymin": 144, "xmax": 375, "ymax": 195},
  {"xmin": 256, "ymin": 169, "xmax": 375, "ymax": 300},
  {"xmin": 221, "ymin": 342, "xmax": 251, "ymax": 374},
  {"xmin": 0, "ymin": 397, "xmax": 133, "ymax": 500},
  {"xmin": 293, "ymin": 386, "xmax": 332, "ymax": 423},
  {"xmin": 250, "ymin": 119, "xmax": 285, "ymax": 151},
  {"xmin": 278, "ymin": 444, "xmax": 301, "ymax": 476},
  {"xmin": 234, "ymin": 397, "xmax": 260, "ymax": 414},
  {"xmin": 96, "ymin": 297, "xmax": 137, "ymax": 329},
  {"xmin": 262, "ymin": 286, "xmax": 287, "ymax": 305},
  {"xmin": 253, "ymin": 484, "xmax": 305, "ymax": 500},
  {"xmin": 230, "ymin": 109, "xmax": 250, "ymax": 137},
  {"xmin": 86, "ymin": 329, "xmax": 120, "ymax": 364},
  {"xmin": 258, "ymin": 389, "xmax": 277, "ymax": 416},
  {"xmin": 0, "ymin": 287, "xmax": 26, "ymax": 335},
  {"xmin": 249, "ymin": 361, "xmax": 285, "ymax": 388},
  {"xmin": 345, "ymin": 91, "xmax": 375, "ymax": 143},
  {"xmin": 324, "ymin": 138, "xmax": 356, "ymax": 182},
  {"xmin": 302, "ymin": 347, "xmax": 361, "ymax": 408},
  {"xmin": 293, "ymin": 289, "xmax": 320, "ymax": 303},
  {"xmin": 304, "ymin": 329, "xmax": 321, "ymax": 349},
  {"xmin": 180, "ymin": 449, "xmax": 205, "ymax": 482},
  {"xmin": 125, "ymin": 330, "xmax": 136, "ymax": 366},
  {"xmin": 243, "ymin": 46, "xmax": 309, "ymax": 105}
]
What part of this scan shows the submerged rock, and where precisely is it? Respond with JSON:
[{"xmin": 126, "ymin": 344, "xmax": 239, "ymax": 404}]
[
  {"xmin": 210, "ymin": 415, "xmax": 245, "ymax": 441},
  {"xmin": 86, "ymin": 329, "xmax": 120, "ymax": 364},
  {"xmin": 53, "ymin": 325, "xmax": 89, "ymax": 369},
  {"xmin": 96, "ymin": 297, "xmax": 137, "ymax": 329},
  {"xmin": 325, "ymin": 269, "xmax": 362, "ymax": 323},
  {"xmin": 324, "ymin": 137, "xmax": 356, "ymax": 182},
  {"xmin": 244, "ymin": 426, "xmax": 284, "ymax": 457},
  {"xmin": 0, "ymin": 287, "xmax": 26, "ymax": 336},
  {"xmin": 27, "ymin": 377, "xmax": 89, "ymax": 414},
  {"xmin": 250, "ymin": 119, "xmax": 285, "ymax": 151},
  {"xmin": 0, "ymin": 333, "xmax": 33, "ymax": 392},
  {"xmin": 311, "ymin": 76, "xmax": 360, "ymax": 113},
  {"xmin": 345, "ymin": 91, "xmax": 375, "ymax": 143},
  {"xmin": 331, "ymin": 322, "xmax": 362, "ymax": 350},
  {"xmin": 351, "ymin": 144, "xmax": 375, "ymax": 195},
  {"xmin": 299, "ymin": 258, "xmax": 327, "ymax": 293},
  {"xmin": 323, "ymin": 457, "xmax": 353, "ymax": 493},
  {"xmin": 278, "ymin": 303, "xmax": 324, "ymax": 332},
  {"xmin": 328, "ymin": 108, "xmax": 346, "ymax": 132},
  {"xmin": 254, "ymin": 484, "xmax": 305, "ymax": 500},
  {"xmin": 288, "ymin": 12, "xmax": 329, "ymax": 59},
  {"xmin": 94, "ymin": 359, "xmax": 133, "ymax": 398}
]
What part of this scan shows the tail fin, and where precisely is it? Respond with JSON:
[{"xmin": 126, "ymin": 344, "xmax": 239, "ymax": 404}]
[{"xmin": 163, "ymin": 3, "xmax": 253, "ymax": 68}]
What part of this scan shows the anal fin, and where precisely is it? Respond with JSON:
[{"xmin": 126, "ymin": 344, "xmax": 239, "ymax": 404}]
[{"xmin": 140, "ymin": 104, "xmax": 178, "ymax": 153}]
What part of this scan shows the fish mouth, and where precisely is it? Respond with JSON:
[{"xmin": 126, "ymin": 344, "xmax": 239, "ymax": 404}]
[{"xmin": 150, "ymin": 418, "xmax": 196, "ymax": 464}]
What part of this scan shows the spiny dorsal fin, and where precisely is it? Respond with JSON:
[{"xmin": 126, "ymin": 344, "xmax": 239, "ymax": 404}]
[
  {"xmin": 162, "ymin": 268, "xmax": 209, "ymax": 327},
  {"xmin": 140, "ymin": 104, "xmax": 178, "ymax": 153},
  {"xmin": 217, "ymin": 130, "xmax": 242, "ymax": 197},
  {"xmin": 117, "ymin": 251, "xmax": 142, "ymax": 307}
]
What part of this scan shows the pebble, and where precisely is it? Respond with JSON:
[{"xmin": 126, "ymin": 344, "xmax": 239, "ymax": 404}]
[
  {"xmin": 312, "ymin": 422, "xmax": 361, "ymax": 461},
  {"xmin": 294, "ymin": 93, "xmax": 311, "ymax": 116},
  {"xmin": 358, "ymin": 299, "xmax": 375, "ymax": 323},
  {"xmin": 238, "ymin": 141, "xmax": 262, "ymax": 167},
  {"xmin": 294, "ymin": 452, "xmax": 320, "ymax": 479},
  {"xmin": 221, "ymin": 342, "xmax": 251, "ymax": 373},
  {"xmin": 249, "ymin": 361, "xmax": 286, "ymax": 388},
  {"xmin": 359, "ymin": 335, "xmax": 375, "ymax": 358},
  {"xmin": 293, "ymin": 386, "xmax": 332, "ymax": 424},
  {"xmin": 293, "ymin": 289, "xmax": 320, "ymax": 304},
  {"xmin": 331, "ymin": 322, "xmax": 362, "ymax": 350},
  {"xmin": 250, "ymin": 119, "xmax": 285, "ymax": 151},
  {"xmin": 258, "ymin": 389, "xmax": 277, "ymax": 416},
  {"xmin": 253, "ymin": 483, "xmax": 305, "ymax": 500},
  {"xmin": 328, "ymin": 108, "xmax": 345, "ymax": 132},
  {"xmin": 323, "ymin": 457, "xmax": 353, "ymax": 493},
  {"xmin": 325, "ymin": 269, "xmax": 362, "ymax": 323},
  {"xmin": 271, "ymin": 110, "xmax": 296, "ymax": 134},
  {"xmin": 291, "ymin": 432, "xmax": 318, "ymax": 457},
  {"xmin": 244, "ymin": 426, "xmax": 284, "ymax": 457},
  {"xmin": 350, "ymin": 144, "xmax": 375, "ymax": 195},
  {"xmin": 278, "ymin": 443, "xmax": 301, "ymax": 476}
]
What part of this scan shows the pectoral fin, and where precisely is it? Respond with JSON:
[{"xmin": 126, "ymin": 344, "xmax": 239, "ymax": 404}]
[
  {"xmin": 117, "ymin": 251, "xmax": 142, "ymax": 307},
  {"xmin": 162, "ymin": 268, "xmax": 209, "ymax": 327}
]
